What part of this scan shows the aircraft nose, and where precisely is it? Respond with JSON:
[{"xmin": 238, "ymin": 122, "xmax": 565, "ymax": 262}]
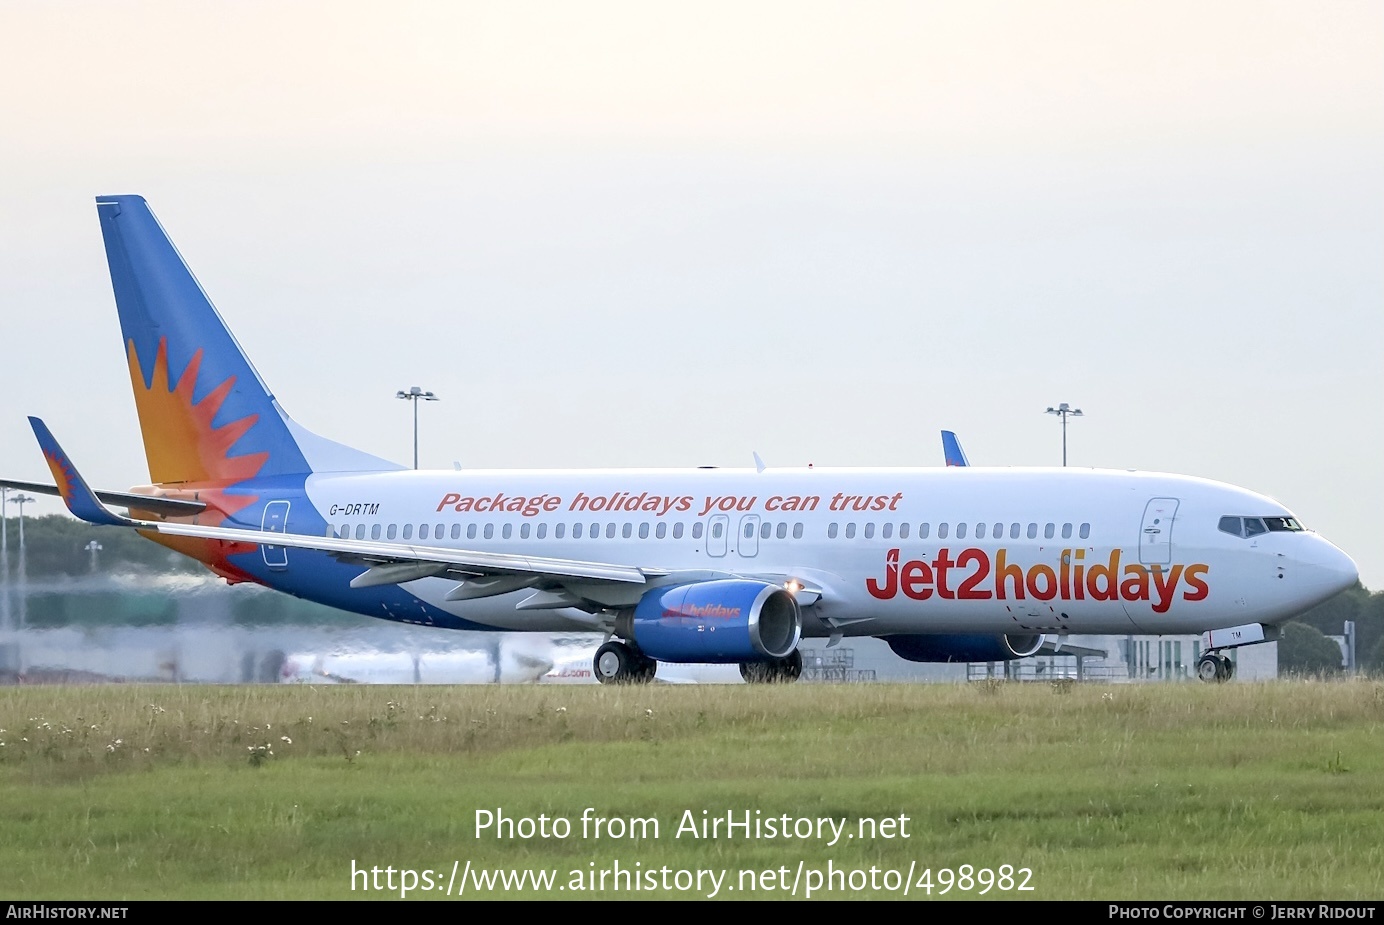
[{"xmin": 1301, "ymin": 535, "xmax": 1359, "ymax": 600}]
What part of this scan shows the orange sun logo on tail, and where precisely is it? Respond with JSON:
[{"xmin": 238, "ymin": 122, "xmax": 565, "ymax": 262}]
[{"xmin": 127, "ymin": 337, "xmax": 270, "ymax": 583}]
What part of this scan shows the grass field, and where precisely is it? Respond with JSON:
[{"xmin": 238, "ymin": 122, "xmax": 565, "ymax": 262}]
[{"xmin": 2, "ymin": 680, "xmax": 1383, "ymax": 900}]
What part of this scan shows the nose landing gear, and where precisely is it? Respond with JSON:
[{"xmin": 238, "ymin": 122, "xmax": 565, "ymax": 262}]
[{"xmin": 1196, "ymin": 652, "xmax": 1235, "ymax": 683}]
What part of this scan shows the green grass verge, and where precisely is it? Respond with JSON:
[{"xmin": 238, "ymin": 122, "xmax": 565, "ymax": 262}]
[{"xmin": 2, "ymin": 681, "xmax": 1384, "ymax": 899}]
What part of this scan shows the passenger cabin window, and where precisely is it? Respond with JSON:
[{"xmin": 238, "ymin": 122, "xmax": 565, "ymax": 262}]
[
  {"xmin": 845, "ymin": 523, "xmax": 857, "ymax": 539},
  {"xmin": 761, "ymin": 522, "xmax": 771, "ymax": 540},
  {"xmin": 776, "ymin": 522, "xmax": 787, "ymax": 539},
  {"xmin": 573, "ymin": 523, "xmax": 583, "ymax": 539},
  {"xmin": 656, "ymin": 523, "xmax": 667, "ymax": 539},
  {"xmin": 937, "ymin": 523, "xmax": 949, "ymax": 539},
  {"xmin": 484, "ymin": 524, "xmax": 494, "ymax": 539},
  {"xmin": 956, "ymin": 523, "xmax": 967, "ymax": 539},
  {"xmin": 828, "ymin": 523, "xmax": 839, "ymax": 539},
  {"xmin": 1079, "ymin": 523, "xmax": 1090, "ymax": 540},
  {"xmin": 355, "ymin": 524, "xmax": 366, "ymax": 540},
  {"xmin": 676, "ymin": 523, "xmax": 688, "ymax": 539},
  {"xmin": 898, "ymin": 523, "xmax": 909, "ymax": 539},
  {"xmin": 555, "ymin": 523, "xmax": 565, "ymax": 539},
  {"xmin": 1010, "ymin": 523, "xmax": 1020, "ymax": 539},
  {"xmin": 639, "ymin": 523, "xmax": 650, "ymax": 539},
  {"xmin": 919, "ymin": 523, "xmax": 930, "ymax": 539},
  {"xmin": 744, "ymin": 522, "xmax": 754, "ymax": 539},
  {"xmin": 467, "ymin": 524, "xmax": 477, "ymax": 540},
  {"xmin": 1027, "ymin": 523, "xmax": 1037, "ymax": 539},
  {"xmin": 1061, "ymin": 523, "xmax": 1072, "ymax": 539},
  {"xmin": 622, "ymin": 523, "xmax": 632, "ymax": 539},
  {"xmin": 387, "ymin": 524, "xmax": 397, "ymax": 540},
  {"xmin": 419, "ymin": 524, "xmax": 430, "ymax": 540},
  {"xmin": 713, "ymin": 522, "xmax": 724, "ymax": 539},
  {"xmin": 537, "ymin": 523, "xmax": 548, "ymax": 539},
  {"xmin": 502, "ymin": 524, "xmax": 512, "ymax": 539},
  {"xmin": 521, "ymin": 523, "xmax": 530, "ymax": 539},
  {"xmin": 1044, "ymin": 523, "xmax": 1055, "ymax": 539},
  {"xmin": 793, "ymin": 523, "xmax": 803, "ymax": 539},
  {"xmin": 403, "ymin": 524, "xmax": 413, "ymax": 540},
  {"xmin": 864, "ymin": 523, "xmax": 875, "ymax": 539},
  {"xmin": 371, "ymin": 524, "xmax": 382, "ymax": 540}
]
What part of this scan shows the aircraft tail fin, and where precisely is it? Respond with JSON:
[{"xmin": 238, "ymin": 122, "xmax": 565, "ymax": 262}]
[
  {"xmin": 95, "ymin": 196, "xmax": 401, "ymax": 486},
  {"xmin": 941, "ymin": 430, "xmax": 970, "ymax": 467}
]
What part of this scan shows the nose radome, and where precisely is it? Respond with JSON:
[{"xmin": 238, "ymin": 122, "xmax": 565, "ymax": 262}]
[{"xmin": 1309, "ymin": 535, "xmax": 1359, "ymax": 598}]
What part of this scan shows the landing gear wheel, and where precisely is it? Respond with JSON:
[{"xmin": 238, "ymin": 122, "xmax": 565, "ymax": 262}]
[
  {"xmin": 779, "ymin": 649, "xmax": 803, "ymax": 682},
  {"xmin": 740, "ymin": 661, "xmax": 772, "ymax": 684},
  {"xmin": 740, "ymin": 650, "xmax": 804, "ymax": 684},
  {"xmin": 1196, "ymin": 653, "xmax": 1222, "ymax": 683},
  {"xmin": 635, "ymin": 654, "xmax": 658, "ymax": 683},
  {"xmin": 594, "ymin": 641, "xmax": 639, "ymax": 685},
  {"xmin": 1197, "ymin": 652, "xmax": 1232, "ymax": 683},
  {"xmin": 1218, "ymin": 653, "xmax": 1235, "ymax": 681}
]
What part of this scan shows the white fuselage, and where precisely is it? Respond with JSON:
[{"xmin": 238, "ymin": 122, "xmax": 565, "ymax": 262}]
[{"xmin": 297, "ymin": 465, "xmax": 1357, "ymax": 638}]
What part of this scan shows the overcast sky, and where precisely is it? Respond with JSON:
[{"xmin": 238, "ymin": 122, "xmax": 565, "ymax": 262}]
[{"xmin": 1, "ymin": 1, "xmax": 1381, "ymax": 587}]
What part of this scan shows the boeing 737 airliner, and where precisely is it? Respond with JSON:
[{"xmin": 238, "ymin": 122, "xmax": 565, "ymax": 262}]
[{"xmin": 4, "ymin": 197, "xmax": 1359, "ymax": 684}]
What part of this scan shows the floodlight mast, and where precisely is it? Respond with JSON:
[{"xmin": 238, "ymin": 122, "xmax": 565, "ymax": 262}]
[
  {"xmin": 396, "ymin": 386, "xmax": 439, "ymax": 470},
  {"xmin": 1044, "ymin": 403, "xmax": 1083, "ymax": 467}
]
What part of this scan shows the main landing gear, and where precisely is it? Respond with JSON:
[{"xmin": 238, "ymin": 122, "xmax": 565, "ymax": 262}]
[
  {"xmin": 593, "ymin": 640, "xmax": 657, "ymax": 685},
  {"xmin": 1196, "ymin": 652, "xmax": 1235, "ymax": 683},
  {"xmin": 740, "ymin": 649, "xmax": 804, "ymax": 685}
]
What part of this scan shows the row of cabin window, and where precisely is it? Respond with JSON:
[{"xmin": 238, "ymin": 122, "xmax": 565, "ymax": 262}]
[
  {"xmin": 331, "ymin": 520, "xmax": 809, "ymax": 542},
  {"xmin": 826, "ymin": 521, "xmax": 1092, "ymax": 541}
]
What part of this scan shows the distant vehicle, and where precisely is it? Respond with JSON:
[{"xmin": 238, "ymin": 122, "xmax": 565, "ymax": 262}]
[{"xmin": 10, "ymin": 196, "xmax": 1359, "ymax": 686}]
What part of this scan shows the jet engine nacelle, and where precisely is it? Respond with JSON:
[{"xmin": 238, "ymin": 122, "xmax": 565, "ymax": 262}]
[
  {"xmin": 884, "ymin": 633, "xmax": 1045, "ymax": 663},
  {"xmin": 616, "ymin": 580, "xmax": 802, "ymax": 664}
]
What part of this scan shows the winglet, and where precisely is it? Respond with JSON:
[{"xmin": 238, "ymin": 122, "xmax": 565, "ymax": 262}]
[
  {"xmin": 27, "ymin": 417, "xmax": 136, "ymax": 527},
  {"xmin": 752, "ymin": 451, "xmax": 767, "ymax": 474},
  {"xmin": 941, "ymin": 430, "xmax": 970, "ymax": 467}
]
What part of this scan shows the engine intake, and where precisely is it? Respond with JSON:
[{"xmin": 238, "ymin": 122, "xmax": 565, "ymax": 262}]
[{"xmin": 616, "ymin": 580, "xmax": 802, "ymax": 664}]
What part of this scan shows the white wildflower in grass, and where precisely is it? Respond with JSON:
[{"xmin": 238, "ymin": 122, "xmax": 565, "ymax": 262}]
[
  {"xmin": 280, "ymin": 736, "xmax": 292, "ymax": 744},
  {"xmin": 556, "ymin": 707, "xmax": 567, "ymax": 714}
]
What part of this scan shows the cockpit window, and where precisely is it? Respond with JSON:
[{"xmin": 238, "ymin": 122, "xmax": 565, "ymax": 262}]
[{"xmin": 1220, "ymin": 515, "xmax": 1304, "ymax": 537}]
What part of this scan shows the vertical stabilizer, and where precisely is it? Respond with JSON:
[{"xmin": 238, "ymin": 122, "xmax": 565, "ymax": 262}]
[{"xmin": 95, "ymin": 195, "xmax": 400, "ymax": 485}]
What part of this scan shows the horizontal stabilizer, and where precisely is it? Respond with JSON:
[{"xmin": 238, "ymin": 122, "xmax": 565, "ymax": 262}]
[{"xmin": 0, "ymin": 478, "xmax": 207, "ymax": 518}]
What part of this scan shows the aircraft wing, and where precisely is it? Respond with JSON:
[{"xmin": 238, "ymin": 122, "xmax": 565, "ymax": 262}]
[{"xmin": 28, "ymin": 417, "xmax": 654, "ymax": 587}]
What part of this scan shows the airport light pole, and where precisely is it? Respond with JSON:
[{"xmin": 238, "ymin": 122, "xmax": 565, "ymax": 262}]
[
  {"xmin": 1044, "ymin": 403, "xmax": 1083, "ymax": 467},
  {"xmin": 85, "ymin": 540, "xmax": 103, "ymax": 573},
  {"xmin": 1, "ymin": 486, "xmax": 10, "ymax": 560},
  {"xmin": 396, "ymin": 386, "xmax": 438, "ymax": 470},
  {"xmin": 11, "ymin": 494, "xmax": 34, "ymax": 554}
]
